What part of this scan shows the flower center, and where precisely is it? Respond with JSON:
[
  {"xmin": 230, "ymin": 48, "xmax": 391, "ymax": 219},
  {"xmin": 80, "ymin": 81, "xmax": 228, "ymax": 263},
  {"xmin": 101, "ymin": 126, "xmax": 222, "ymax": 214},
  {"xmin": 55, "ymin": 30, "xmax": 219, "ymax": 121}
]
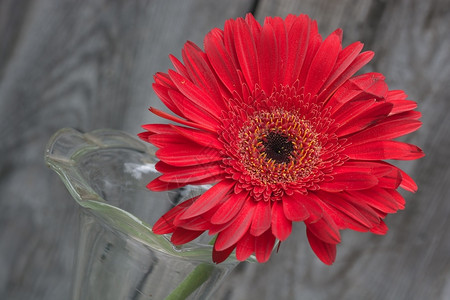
[
  {"xmin": 237, "ymin": 108, "xmax": 321, "ymax": 185},
  {"xmin": 260, "ymin": 132, "xmax": 294, "ymax": 164}
]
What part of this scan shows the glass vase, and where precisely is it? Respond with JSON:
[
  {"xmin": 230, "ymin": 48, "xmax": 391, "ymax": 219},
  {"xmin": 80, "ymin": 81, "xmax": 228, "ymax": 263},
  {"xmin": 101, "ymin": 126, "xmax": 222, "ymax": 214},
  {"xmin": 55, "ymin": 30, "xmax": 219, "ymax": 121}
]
[{"xmin": 45, "ymin": 128, "xmax": 242, "ymax": 300}]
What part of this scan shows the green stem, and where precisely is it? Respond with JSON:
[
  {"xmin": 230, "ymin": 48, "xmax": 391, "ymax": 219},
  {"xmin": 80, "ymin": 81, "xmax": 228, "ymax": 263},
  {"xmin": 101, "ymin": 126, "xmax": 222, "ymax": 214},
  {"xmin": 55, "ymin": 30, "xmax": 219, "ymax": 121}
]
[
  {"xmin": 164, "ymin": 263, "xmax": 214, "ymax": 300},
  {"xmin": 164, "ymin": 237, "xmax": 217, "ymax": 300}
]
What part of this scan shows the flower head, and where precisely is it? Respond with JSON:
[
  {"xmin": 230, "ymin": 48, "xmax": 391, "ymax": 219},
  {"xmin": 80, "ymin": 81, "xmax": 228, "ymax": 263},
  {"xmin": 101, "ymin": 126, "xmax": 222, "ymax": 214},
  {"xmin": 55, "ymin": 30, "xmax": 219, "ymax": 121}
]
[{"xmin": 139, "ymin": 13, "xmax": 424, "ymax": 264}]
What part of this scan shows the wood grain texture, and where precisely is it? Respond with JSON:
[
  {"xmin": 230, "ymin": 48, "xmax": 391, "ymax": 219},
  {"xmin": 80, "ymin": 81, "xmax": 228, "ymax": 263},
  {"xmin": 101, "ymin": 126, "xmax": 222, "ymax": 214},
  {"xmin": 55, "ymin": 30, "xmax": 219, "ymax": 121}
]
[{"xmin": 0, "ymin": 0, "xmax": 449, "ymax": 299}]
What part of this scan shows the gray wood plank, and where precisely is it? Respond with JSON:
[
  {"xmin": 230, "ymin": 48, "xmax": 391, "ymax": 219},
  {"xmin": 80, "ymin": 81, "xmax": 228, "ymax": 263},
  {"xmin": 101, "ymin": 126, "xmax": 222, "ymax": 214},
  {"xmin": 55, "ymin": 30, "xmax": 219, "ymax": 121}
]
[{"xmin": 1, "ymin": 0, "xmax": 449, "ymax": 299}]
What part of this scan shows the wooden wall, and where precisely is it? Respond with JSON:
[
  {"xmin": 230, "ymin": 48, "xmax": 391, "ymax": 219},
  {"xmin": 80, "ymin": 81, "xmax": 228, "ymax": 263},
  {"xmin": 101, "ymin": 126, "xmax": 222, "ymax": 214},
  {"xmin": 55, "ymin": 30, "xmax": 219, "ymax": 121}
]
[{"xmin": 0, "ymin": 0, "xmax": 449, "ymax": 299}]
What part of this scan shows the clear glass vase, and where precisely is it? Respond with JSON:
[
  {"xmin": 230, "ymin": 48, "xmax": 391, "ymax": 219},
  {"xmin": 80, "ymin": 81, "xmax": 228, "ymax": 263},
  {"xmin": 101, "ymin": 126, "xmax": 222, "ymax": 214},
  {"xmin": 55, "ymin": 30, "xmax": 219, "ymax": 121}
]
[{"xmin": 45, "ymin": 128, "xmax": 242, "ymax": 300}]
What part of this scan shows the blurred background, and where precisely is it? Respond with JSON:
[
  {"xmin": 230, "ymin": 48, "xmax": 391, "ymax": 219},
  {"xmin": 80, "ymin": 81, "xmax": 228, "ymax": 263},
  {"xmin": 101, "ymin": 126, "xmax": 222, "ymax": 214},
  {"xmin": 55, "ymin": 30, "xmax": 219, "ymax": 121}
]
[{"xmin": 1, "ymin": 0, "xmax": 449, "ymax": 299}]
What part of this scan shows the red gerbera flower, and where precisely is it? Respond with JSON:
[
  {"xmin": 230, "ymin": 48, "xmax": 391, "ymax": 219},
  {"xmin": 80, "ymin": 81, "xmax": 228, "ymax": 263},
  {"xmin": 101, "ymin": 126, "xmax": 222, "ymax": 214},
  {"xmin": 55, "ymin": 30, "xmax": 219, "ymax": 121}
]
[{"xmin": 139, "ymin": 13, "xmax": 424, "ymax": 265}]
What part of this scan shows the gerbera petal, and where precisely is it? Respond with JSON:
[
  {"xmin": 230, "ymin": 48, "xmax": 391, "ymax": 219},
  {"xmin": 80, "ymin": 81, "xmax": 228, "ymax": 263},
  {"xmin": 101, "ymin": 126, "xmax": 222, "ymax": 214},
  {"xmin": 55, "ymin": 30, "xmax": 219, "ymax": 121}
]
[
  {"xmin": 234, "ymin": 18, "xmax": 259, "ymax": 89},
  {"xmin": 214, "ymin": 199, "xmax": 257, "ymax": 251},
  {"xmin": 149, "ymin": 107, "xmax": 215, "ymax": 132},
  {"xmin": 331, "ymin": 99, "xmax": 376, "ymax": 128},
  {"xmin": 301, "ymin": 193, "xmax": 325, "ymax": 222},
  {"xmin": 137, "ymin": 131, "xmax": 151, "ymax": 142},
  {"xmin": 306, "ymin": 211, "xmax": 341, "ymax": 244},
  {"xmin": 244, "ymin": 13, "xmax": 262, "ymax": 46},
  {"xmin": 152, "ymin": 82, "xmax": 185, "ymax": 118},
  {"xmin": 386, "ymin": 89, "xmax": 408, "ymax": 100},
  {"xmin": 386, "ymin": 90, "xmax": 418, "ymax": 114},
  {"xmin": 282, "ymin": 193, "xmax": 310, "ymax": 221},
  {"xmin": 316, "ymin": 191, "xmax": 373, "ymax": 229},
  {"xmin": 146, "ymin": 178, "xmax": 188, "ymax": 192},
  {"xmin": 318, "ymin": 41, "xmax": 363, "ymax": 92},
  {"xmin": 271, "ymin": 200, "xmax": 292, "ymax": 241},
  {"xmin": 342, "ymin": 194, "xmax": 382, "ymax": 225},
  {"xmin": 304, "ymin": 29, "xmax": 342, "ymax": 96},
  {"xmin": 318, "ymin": 50, "xmax": 374, "ymax": 103},
  {"xmin": 152, "ymin": 197, "xmax": 197, "ymax": 234},
  {"xmin": 335, "ymin": 102, "xmax": 393, "ymax": 137},
  {"xmin": 250, "ymin": 200, "xmax": 272, "ymax": 236},
  {"xmin": 175, "ymin": 209, "xmax": 215, "ymax": 231},
  {"xmin": 156, "ymin": 144, "xmax": 222, "ymax": 167},
  {"xmin": 266, "ymin": 16, "xmax": 288, "ymax": 83},
  {"xmin": 306, "ymin": 227, "xmax": 337, "ymax": 265},
  {"xmin": 298, "ymin": 20, "xmax": 321, "ymax": 86},
  {"xmin": 284, "ymin": 14, "xmax": 311, "ymax": 84},
  {"xmin": 360, "ymin": 162, "xmax": 403, "ymax": 189},
  {"xmin": 349, "ymin": 188, "xmax": 400, "ymax": 213},
  {"xmin": 326, "ymin": 72, "xmax": 388, "ymax": 114},
  {"xmin": 180, "ymin": 180, "xmax": 235, "ymax": 219},
  {"xmin": 148, "ymin": 127, "xmax": 216, "ymax": 149},
  {"xmin": 370, "ymin": 220, "xmax": 388, "ymax": 235},
  {"xmin": 223, "ymin": 19, "xmax": 239, "ymax": 67},
  {"xmin": 386, "ymin": 110, "xmax": 422, "ymax": 122},
  {"xmin": 320, "ymin": 172, "xmax": 378, "ymax": 192},
  {"xmin": 141, "ymin": 123, "xmax": 174, "ymax": 134},
  {"xmin": 331, "ymin": 161, "xmax": 391, "ymax": 174},
  {"xmin": 182, "ymin": 42, "xmax": 222, "ymax": 101},
  {"xmin": 171, "ymin": 227, "xmax": 204, "ymax": 245},
  {"xmin": 345, "ymin": 119, "xmax": 422, "ymax": 145},
  {"xmin": 389, "ymin": 100, "xmax": 418, "ymax": 115},
  {"xmin": 168, "ymin": 70, "xmax": 224, "ymax": 119},
  {"xmin": 172, "ymin": 125, "xmax": 223, "ymax": 150},
  {"xmin": 153, "ymin": 71, "xmax": 176, "ymax": 89},
  {"xmin": 212, "ymin": 244, "xmax": 236, "ymax": 264},
  {"xmin": 258, "ymin": 23, "xmax": 278, "ymax": 94},
  {"xmin": 157, "ymin": 161, "xmax": 225, "ymax": 183},
  {"xmin": 236, "ymin": 232, "xmax": 255, "ymax": 261},
  {"xmin": 145, "ymin": 125, "xmax": 219, "ymax": 151},
  {"xmin": 147, "ymin": 176, "xmax": 219, "ymax": 192},
  {"xmin": 169, "ymin": 54, "xmax": 190, "ymax": 79},
  {"xmin": 378, "ymin": 175, "xmax": 402, "ymax": 190},
  {"xmin": 395, "ymin": 166, "xmax": 418, "ymax": 192},
  {"xmin": 255, "ymin": 229, "xmax": 276, "ymax": 263},
  {"xmin": 345, "ymin": 140, "xmax": 425, "ymax": 160},
  {"xmin": 204, "ymin": 28, "xmax": 241, "ymax": 96},
  {"xmin": 147, "ymin": 133, "xmax": 184, "ymax": 148},
  {"xmin": 210, "ymin": 191, "xmax": 248, "ymax": 224},
  {"xmin": 168, "ymin": 90, "xmax": 220, "ymax": 129},
  {"xmin": 385, "ymin": 189, "xmax": 406, "ymax": 210},
  {"xmin": 350, "ymin": 72, "xmax": 389, "ymax": 98}
]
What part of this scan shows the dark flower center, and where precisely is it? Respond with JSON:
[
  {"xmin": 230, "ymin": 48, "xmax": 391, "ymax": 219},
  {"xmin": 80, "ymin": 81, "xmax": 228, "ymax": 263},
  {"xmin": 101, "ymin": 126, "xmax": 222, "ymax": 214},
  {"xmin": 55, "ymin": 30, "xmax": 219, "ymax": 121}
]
[
  {"xmin": 261, "ymin": 132, "xmax": 294, "ymax": 164},
  {"xmin": 235, "ymin": 107, "xmax": 322, "ymax": 185}
]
